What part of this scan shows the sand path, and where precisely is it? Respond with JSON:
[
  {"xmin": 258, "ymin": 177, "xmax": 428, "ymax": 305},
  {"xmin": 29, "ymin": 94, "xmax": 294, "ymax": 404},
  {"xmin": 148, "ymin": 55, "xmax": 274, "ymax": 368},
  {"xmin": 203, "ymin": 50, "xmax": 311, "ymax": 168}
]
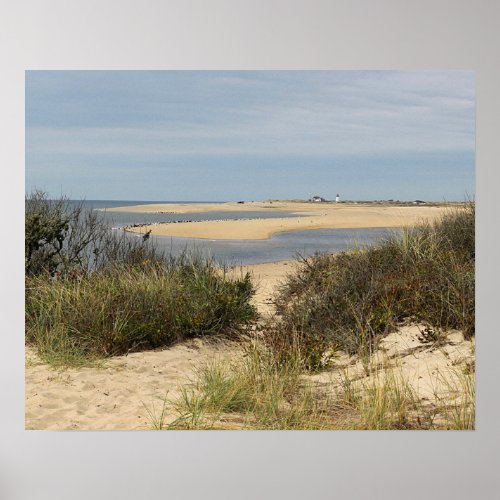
[{"xmin": 25, "ymin": 261, "xmax": 292, "ymax": 430}]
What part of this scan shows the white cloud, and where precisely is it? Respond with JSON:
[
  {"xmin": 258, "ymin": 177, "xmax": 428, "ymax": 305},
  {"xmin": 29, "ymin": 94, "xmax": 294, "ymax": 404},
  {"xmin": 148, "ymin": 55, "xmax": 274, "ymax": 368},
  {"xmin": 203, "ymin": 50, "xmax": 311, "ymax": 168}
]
[{"xmin": 26, "ymin": 71, "xmax": 474, "ymax": 160}]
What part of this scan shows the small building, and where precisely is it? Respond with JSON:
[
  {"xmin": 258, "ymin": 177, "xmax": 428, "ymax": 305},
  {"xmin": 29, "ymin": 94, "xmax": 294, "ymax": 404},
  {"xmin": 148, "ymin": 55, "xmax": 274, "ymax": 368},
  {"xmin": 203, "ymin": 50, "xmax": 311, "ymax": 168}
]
[
  {"xmin": 311, "ymin": 195, "xmax": 325, "ymax": 202},
  {"xmin": 335, "ymin": 194, "xmax": 340, "ymax": 203}
]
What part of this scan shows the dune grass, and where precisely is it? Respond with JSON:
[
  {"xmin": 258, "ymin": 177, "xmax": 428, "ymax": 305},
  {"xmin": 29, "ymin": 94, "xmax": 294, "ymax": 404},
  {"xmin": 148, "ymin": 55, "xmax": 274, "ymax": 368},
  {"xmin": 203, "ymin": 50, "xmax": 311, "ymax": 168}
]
[
  {"xmin": 146, "ymin": 341, "xmax": 343, "ymax": 430},
  {"xmin": 25, "ymin": 255, "xmax": 256, "ymax": 366},
  {"xmin": 267, "ymin": 204, "xmax": 475, "ymax": 370},
  {"xmin": 144, "ymin": 338, "xmax": 474, "ymax": 430},
  {"xmin": 25, "ymin": 190, "xmax": 257, "ymax": 366},
  {"xmin": 431, "ymin": 364, "xmax": 475, "ymax": 430}
]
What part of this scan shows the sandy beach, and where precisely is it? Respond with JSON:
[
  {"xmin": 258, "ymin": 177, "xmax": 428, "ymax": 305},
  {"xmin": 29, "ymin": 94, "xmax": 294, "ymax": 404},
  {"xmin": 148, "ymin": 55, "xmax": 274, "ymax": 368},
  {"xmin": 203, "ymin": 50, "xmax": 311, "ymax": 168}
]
[
  {"xmin": 25, "ymin": 260, "xmax": 294, "ymax": 430},
  {"xmin": 25, "ymin": 258, "xmax": 474, "ymax": 430},
  {"xmin": 118, "ymin": 202, "xmax": 450, "ymax": 240}
]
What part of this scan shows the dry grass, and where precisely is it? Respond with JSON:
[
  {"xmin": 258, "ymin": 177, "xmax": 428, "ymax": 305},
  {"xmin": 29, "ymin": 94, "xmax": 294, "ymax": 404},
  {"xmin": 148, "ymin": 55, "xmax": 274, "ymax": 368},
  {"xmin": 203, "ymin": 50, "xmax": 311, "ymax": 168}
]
[{"xmin": 144, "ymin": 338, "xmax": 475, "ymax": 431}]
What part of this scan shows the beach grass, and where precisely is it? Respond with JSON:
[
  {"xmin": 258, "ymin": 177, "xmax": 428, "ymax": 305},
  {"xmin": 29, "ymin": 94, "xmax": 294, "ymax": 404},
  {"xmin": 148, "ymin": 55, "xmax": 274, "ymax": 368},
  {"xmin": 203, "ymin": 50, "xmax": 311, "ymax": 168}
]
[
  {"xmin": 25, "ymin": 191, "xmax": 257, "ymax": 366},
  {"xmin": 268, "ymin": 203, "xmax": 475, "ymax": 369},
  {"xmin": 146, "ymin": 338, "xmax": 474, "ymax": 430},
  {"xmin": 25, "ymin": 255, "xmax": 256, "ymax": 367},
  {"xmin": 149, "ymin": 340, "xmax": 341, "ymax": 430}
]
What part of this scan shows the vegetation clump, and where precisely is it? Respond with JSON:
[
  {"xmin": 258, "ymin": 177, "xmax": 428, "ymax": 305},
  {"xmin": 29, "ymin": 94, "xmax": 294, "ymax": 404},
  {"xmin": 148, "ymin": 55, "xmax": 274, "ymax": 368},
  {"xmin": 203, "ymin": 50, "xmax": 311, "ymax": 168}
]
[
  {"xmin": 268, "ymin": 204, "xmax": 475, "ymax": 369},
  {"xmin": 26, "ymin": 258, "xmax": 255, "ymax": 365},
  {"xmin": 25, "ymin": 191, "xmax": 256, "ymax": 366},
  {"xmin": 25, "ymin": 190, "xmax": 171, "ymax": 277}
]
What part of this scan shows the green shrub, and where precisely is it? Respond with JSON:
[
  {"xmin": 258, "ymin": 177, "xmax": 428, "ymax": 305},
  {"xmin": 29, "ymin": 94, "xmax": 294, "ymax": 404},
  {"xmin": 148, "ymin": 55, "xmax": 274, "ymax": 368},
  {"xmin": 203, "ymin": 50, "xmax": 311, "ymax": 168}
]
[
  {"xmin": 25, "ymin": 190, "xmax": 165, "ymax": 277},
  {"xmin": 269, "ymin": 204, "xmax": 475, "ymax": 366},
  {"xmin": 25, "ymin": 191, "xmax": 72, "ymax": 276},
  {"xmin": 25, "ymin": 190, "xmax": 257, "ymax": 366},
  {"xmin": 25, "ymin": 256, "xmax": 256, "ymax": 366}
]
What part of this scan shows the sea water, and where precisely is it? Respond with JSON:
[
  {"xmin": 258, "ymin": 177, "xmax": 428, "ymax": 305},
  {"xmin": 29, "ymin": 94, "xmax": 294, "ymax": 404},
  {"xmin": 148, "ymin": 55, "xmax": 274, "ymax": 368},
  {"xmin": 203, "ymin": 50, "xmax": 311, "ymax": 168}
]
[
  {"xmin": 142, "ymin": 227, "xmax": 395, "ymax": 265},
  {"xmin": 70, "ymin": 200, "xmax": 397, "ymax": 265}
]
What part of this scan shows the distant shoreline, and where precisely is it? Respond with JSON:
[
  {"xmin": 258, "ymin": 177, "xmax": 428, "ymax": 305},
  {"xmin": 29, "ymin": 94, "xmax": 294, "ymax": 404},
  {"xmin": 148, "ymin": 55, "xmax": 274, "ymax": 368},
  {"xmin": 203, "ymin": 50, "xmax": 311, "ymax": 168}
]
[
  {"xmin": 103, "ymin": 199, "xmax": 460, "ymax": 214},
  {"xmin": 120, "ymin": 201, "xmax": 450, "ymax": 241}
]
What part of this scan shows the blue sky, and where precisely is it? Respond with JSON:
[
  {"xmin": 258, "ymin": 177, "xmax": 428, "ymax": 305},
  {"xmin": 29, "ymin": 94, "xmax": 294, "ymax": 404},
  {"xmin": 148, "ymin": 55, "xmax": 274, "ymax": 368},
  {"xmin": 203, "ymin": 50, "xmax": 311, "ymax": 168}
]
[{"xmin": 25, "ymin": 70, "xmax": 475, "ymax": 201}]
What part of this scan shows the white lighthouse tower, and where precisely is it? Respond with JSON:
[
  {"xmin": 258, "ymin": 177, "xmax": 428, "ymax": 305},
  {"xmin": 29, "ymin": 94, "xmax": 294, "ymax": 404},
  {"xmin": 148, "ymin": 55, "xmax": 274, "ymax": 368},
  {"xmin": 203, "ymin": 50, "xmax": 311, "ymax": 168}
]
[{"xmin": 335, "ymin": 193, "xmax": 340, "ymax": 203}]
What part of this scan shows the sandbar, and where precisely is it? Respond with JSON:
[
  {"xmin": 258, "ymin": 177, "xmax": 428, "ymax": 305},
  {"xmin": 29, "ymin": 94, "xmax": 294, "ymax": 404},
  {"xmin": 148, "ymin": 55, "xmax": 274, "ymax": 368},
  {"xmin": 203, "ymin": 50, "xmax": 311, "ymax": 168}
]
[{"xmin": 122, "ymin": 202, "xmax": 450, "ymax": 240}]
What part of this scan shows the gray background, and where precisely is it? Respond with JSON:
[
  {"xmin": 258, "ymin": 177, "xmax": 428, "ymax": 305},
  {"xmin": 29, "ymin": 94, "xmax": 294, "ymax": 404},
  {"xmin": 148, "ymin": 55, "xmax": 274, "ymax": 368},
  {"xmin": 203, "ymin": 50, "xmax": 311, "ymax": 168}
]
[{"xmin": 1, "ymin": 1, "xmax": 498, "ymax": 499}]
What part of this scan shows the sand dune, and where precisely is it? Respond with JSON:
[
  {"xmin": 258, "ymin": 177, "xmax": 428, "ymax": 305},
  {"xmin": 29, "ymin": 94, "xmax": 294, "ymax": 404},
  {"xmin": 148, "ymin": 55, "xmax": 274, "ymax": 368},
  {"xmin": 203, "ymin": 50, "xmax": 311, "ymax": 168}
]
[
  {"xmin": 25, "ymin": 259, "xmax": 474, "ymax": 430},
  {"xmin": 25, "ymin": 340, "xmax": 242, "ymax": 430},
  {"xmin": 24, "ymin": 261, "xmax": 292, "ymax": 430}
]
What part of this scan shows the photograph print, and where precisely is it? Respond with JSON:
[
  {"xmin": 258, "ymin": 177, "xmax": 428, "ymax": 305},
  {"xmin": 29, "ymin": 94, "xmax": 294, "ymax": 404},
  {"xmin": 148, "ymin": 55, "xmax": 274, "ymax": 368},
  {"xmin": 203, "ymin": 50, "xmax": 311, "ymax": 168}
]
[{"xmin": 25, "ymin": 70, "xmax": 475, "ymax": 430}]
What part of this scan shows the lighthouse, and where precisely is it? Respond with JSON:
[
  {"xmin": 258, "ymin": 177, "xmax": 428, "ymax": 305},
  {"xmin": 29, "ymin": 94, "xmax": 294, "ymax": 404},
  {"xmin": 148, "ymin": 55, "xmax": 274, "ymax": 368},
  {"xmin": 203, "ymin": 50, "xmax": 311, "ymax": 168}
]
[{"xmin": 335, "ymin": 194, "xmax": 340, "ymax": 203}]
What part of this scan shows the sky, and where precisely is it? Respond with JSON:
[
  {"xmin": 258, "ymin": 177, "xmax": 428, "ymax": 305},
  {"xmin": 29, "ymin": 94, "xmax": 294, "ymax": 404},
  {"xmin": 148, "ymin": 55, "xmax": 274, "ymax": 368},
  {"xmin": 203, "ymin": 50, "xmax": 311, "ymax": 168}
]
[{"xmin": 25, "ymin": 70, "xmax": 475, "ymax": 201}]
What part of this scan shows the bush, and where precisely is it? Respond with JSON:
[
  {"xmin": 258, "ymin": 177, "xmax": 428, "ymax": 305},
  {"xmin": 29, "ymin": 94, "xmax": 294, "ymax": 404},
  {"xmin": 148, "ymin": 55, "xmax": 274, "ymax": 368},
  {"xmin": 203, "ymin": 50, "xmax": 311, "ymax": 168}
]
[
  {"xmin": 25, "ymin": 190, "xmax": 257, "ymax": 365},
  {"xmin": 268, "ymin": 204, "xmax": 475, "ymax": 367},
  {"xmin": 25, "ymin": 190, "xmax": 164, "ymax": 277},
  {"xmin": 25, "ymin": 191, "xmax": 73, "ymax": 276},
  {"xmin": 25, "ymin": 255, "xmax": 256, "ymax": 365}
]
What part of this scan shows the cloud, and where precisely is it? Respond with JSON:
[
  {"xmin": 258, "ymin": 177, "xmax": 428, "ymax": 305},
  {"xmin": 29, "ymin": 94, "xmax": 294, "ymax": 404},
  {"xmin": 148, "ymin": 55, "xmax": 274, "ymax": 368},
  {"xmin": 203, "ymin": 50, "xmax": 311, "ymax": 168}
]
[
  {"xmin": 25, "ymin": 71, "xmax": 475, "ymax": 200},
  {"xmin": 26, "ymin": 71, "xmax": 474, "ymax": 157}
]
